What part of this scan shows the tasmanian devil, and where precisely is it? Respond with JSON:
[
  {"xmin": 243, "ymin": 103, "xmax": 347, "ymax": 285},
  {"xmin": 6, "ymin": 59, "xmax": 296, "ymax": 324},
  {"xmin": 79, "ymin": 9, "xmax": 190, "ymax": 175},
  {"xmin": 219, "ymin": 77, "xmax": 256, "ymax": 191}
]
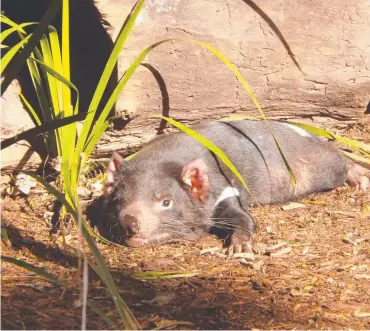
[{"xmin": 102, "ymin": 120, "xmax": 369, "ymax": 253}]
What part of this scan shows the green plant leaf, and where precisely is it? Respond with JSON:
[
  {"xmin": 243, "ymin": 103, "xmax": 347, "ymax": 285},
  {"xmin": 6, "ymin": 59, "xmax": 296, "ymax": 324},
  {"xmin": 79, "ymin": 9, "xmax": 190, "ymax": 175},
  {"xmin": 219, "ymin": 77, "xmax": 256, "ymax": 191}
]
[
  {"xmin": 0, "ymin": 23, "xmax": 36, "ymax": 44},
  {"xmin": 1, "ymin": 34, "xmax": 32, "ymax": 74},
  {"xmin": 343, "ymin": 151, "xmax": 370, "ymax": 167},
  {"xmin": 26, "ymin": 55, "xmax": 78, "ymax": 102},
  {"xmin": 84, "ymin": 39, "xmax": 172, "ymax": 162},
  {"xmin": 21, "ymin": 171, "xmax": 140, "ymax": 330},
  {"xmin": 0, "ymin": 14, "xmax": 27, "ymax": 30},
  {"xmin": 188, "ymin": 39, "xmax": 296, "ymax": 186},
  {"xmin": 39, "ymin": 33, "xmax": 60, "ymax": 118},
  {"xmin": 2, "ymin": 255, "xmax": 64, "ymax": 285},
  {"xmin": 48, "ymin": 26, "xmax": 63, "ymax": 117},
  {"xmin": 1, "ymin": 0, "xmax": 62, "ymax": 94},
  {"xmin": 87, "ymin": 36, "xmax": 296, "ymax": 186},
  {"xmin": 83, "ymin": 121, "xmax": 110, "ymax": 161},
  {"xmin": 288, "ymin": 121, "xmax": 370, "ymax": 156},
  {"xmin": 1, "ymin": 255, "xmax": 115, "ymax": 327},
  {"xmin": 25, "ymin": 49, "xmax": 60, "ymax": 154},
  {"xmin": 61, "ymin": 0, "xmax": 71, "ymax": 106},
  {"xmin": 76, "ymin": 0, "xmax": 146, "ymax": 159},
  {"xmin": 159, "ymin": 116, "xmax": 252, "ymax": 194},
  {"xmin": 27, "ymin": 53, "xmax": 80, "ymax": 160},
  {"xmin": 19, "ymin": 92, "xmax": 42, "ymax": 126},
  {"xmin": 191, "ymin": 39, "xmax": 265, "ymax": 120},
  {"xmin": 1, "ymin": 113, "xmax": 88, "ymax": 150},
  {"xmin": 27, "ymin": 51, "xmax": 80, "ymax": 161}
]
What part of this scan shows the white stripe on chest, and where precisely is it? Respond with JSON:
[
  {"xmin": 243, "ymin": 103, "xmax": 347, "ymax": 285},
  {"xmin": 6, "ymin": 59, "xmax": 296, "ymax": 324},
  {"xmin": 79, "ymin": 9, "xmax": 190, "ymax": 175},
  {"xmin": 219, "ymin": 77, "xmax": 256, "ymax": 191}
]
[
  {"xmin": 215, "ymin": 186, "xmax": 240, "ymax": 206},
  {"xmin": 282, "ymin": 123, "xmax": 311, "ymax": 137}
]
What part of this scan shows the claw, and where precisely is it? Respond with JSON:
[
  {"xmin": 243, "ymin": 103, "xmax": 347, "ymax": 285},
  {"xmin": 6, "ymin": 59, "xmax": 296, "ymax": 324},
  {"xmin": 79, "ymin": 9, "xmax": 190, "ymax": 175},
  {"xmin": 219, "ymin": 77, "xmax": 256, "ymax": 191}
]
[
  {"xmin": 347, "ymin": 163, "xmax": 370, "ymax": 193},
  {"xmin": 360, "ymin": 175, "xmax": 369, "ymax": 192},
  {"xmin": 226, "ymin": 235, "xmax": 253, "ymax": 256}
]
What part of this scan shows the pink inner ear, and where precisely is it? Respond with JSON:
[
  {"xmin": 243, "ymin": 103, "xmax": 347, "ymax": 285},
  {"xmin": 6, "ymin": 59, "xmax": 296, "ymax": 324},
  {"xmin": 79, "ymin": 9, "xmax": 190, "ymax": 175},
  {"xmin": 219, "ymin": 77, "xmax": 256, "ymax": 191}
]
[
  {"xmin": 181, "ymin": 159, "xmax": 210, "ymax": 202},
  {"xmin": 106, "ymin": 152, "xmax": 124, "ymax": 184}
]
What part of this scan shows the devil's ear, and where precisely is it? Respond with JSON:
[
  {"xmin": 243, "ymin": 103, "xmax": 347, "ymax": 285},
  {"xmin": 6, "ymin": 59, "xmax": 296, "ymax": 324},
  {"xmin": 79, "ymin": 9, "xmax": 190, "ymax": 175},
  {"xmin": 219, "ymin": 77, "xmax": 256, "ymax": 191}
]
[
  {"xmin": 181, "ymin": 159, "xmax": 210, "ymax": 202},
  {"xmin": 105, "ymin": 152, "xmax": 124, "ymax": 194}
]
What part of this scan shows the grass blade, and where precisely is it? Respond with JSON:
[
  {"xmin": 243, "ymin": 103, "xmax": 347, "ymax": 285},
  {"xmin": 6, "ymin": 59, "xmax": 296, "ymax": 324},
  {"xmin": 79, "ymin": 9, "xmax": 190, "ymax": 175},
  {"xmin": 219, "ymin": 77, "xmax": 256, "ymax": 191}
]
[
  {"xmin": 0, "ymin": 23, "xmax": 36, "ymax": 43},
  {"xmin": 0, "ymin": 15, "xmax": 27, "ymax": 31},
  {"xmin": 1, "ymin": 34, "xmax": 32, "ymax": 74},
  {"xmin": 1, "ymin": 0, "xmax": 62, "ymax": 94},
  {"xmin": 1, "ymin": 113, "xmax": 88, "ymax": 150},
  {"xmin": 86, "ymin": 36, "xmax": 296, "ymax": 186},
  {"xmin": 27, "ymin": 53, "xmax": 80, "ymax": 157},
  {"xmin": 191, "ymin": 39, "xmax": 265, "ymax": 120},
  {"xmin": 39, "ymin": 33, "xmax": 60, "ymax": 119},
  {"xmin": 25, "ymin": 50, "xmax": 51, "ymax": 120},
  {"xmin": 83, "ymin": 39, "xmax": 172, "ymax": 161},
  {"xmin": 83, "ymin": 121, "xmax": 110, "ymax": 161},
  {"xmin": 189, "ymin": 39, "xmax": 296, "ymax": 186},
  {"xmin": 288, "ymin": 121, "xmax": 370, "ymax": 156},
  {"xmin": 342, "ymin": 151, "xmax": 370, "ymax": 167},
  {"xmin": 76, "ymin": 0, "xmax": 145, "ymax": 158},
  {"xmin": 159, "ymin": 116, "xmax": 252, "ymax": 194},
  {"xmin": 48, "ymin": 26, "xmax": 63, "ymax": 116},
  {"xmin": 61, "ymin": 0, "xmax": 71, "ymax": 107},
  {"xmin": 26, "ymin": 50, "xmax": 60, "ymax": 154},
  {"xmin": 26, "ymin": 55, "xmax": 79, "ymax": 106},
  {"xmin": 1, "ymin": 255, "xmax": 115, "ymax": 327},
  {"xmin": 19, "ymin": 92, "xmax": 42, "ymax": 126},
  {"xmin": 21, "ymin": 171, "xmax": 140, "ymax": 329},
  {"xmin": 2, "ymin": 255, "xmax": 63, "ymax": 285},
  {"xmin": 28, "ymin": 52, "xmax": 79, "ymax": 178}
]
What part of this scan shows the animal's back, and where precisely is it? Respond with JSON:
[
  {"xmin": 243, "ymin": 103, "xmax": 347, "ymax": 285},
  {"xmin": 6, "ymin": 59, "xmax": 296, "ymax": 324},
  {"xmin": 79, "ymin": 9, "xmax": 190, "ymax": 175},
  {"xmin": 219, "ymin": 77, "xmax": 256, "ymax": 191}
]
[
  {"xmin": 103, "ymin": 119, "xmax": 356, "ymax": 252},
  {"xmin": 199, "ymin": 120, "xmax": 349, "ymax": 204},
  {"xmin": 141, "ymin": 120, "xmax": 349, "ymax": 205}
]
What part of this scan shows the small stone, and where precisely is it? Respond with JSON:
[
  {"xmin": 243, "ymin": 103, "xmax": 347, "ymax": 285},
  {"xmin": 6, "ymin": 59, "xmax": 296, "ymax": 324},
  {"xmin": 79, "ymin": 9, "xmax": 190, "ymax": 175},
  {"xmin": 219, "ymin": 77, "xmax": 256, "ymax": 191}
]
[
  {"xmin": 348, "ymin": 197, "xmax": 356, "ymax": 205},
  {"xmin": 266, "ymin": 225, "xmax": 275, "ymax": 234},
  {"xmin": 270, "ymin": 247, "xmax": 292, "ymax": 257},
  {"xmin": 326, "ymin": 277, "xmax": 335, "ymax": 284}
]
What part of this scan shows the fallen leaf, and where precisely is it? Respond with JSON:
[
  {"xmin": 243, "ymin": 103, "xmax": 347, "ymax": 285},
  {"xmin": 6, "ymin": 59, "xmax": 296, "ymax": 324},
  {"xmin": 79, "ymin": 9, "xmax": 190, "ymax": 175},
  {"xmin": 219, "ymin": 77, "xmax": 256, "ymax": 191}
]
[
  {"xmin": 265, "ymin": 242, "xmax": 288, "ymax": 253},
  {"xmin": 270, "ymin": 247, "xmax": 292, "ymax": 257},
  {"xmin": 282, "ymin": 202, "xmax": 306, "ymax": 211},
  {"xmin": 353, "ymin": 310, "xmax": 370, "ymax": 318}
]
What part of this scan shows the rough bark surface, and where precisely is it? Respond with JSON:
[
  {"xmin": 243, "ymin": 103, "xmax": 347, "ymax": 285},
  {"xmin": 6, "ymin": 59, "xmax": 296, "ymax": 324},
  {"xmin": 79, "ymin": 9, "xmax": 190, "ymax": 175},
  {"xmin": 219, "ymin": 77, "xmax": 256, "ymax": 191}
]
[{"xmin": 1, "ymin": 0, "xmax": 369, "ymax": 171}]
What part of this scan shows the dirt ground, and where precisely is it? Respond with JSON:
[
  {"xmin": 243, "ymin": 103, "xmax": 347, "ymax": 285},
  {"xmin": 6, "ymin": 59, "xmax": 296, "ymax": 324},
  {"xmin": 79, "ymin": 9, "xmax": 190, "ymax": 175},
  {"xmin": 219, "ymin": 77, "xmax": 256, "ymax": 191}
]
[{"xmin": 1, "ymin": 117, "xmax": 370, "ymax": 330}]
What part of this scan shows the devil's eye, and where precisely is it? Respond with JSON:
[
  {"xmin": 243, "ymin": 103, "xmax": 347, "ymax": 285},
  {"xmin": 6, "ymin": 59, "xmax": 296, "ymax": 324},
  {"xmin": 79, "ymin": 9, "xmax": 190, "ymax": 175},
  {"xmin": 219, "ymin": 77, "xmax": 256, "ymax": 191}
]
[{"xmin": 161, "ymin": 198, "xmax": 174, "ymax": 209}]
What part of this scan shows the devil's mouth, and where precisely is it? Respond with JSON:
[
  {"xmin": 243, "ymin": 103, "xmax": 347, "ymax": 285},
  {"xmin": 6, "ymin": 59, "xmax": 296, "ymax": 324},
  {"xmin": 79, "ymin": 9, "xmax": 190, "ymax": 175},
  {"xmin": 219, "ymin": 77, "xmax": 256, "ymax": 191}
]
[
  {"xmin": 124, "ymin": 229, "xmax": 207, "ymax": 247},
  {"xmin": 124, "ymin": 232, "xmax": 171, "ymax": 247}
]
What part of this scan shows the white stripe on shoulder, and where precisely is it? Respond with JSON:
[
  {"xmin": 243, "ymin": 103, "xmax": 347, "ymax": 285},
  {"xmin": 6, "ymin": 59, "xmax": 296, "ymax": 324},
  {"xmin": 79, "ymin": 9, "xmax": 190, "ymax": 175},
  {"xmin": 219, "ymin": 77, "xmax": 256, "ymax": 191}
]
[
  {"xmin": 215, "ymin": 186, "xmax": 240, "ymax": 206},
  {"xmin": 282, "ymin": 123, "xmax": 311, "ymax": 137}
]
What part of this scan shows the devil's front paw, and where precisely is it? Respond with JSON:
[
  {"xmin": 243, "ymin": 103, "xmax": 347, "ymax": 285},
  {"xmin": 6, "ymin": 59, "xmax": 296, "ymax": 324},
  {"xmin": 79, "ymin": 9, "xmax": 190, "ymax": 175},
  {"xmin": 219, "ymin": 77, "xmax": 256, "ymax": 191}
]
[{"xmin": 226, "ymin": 231, "xmax": 253, "ymax": 255}]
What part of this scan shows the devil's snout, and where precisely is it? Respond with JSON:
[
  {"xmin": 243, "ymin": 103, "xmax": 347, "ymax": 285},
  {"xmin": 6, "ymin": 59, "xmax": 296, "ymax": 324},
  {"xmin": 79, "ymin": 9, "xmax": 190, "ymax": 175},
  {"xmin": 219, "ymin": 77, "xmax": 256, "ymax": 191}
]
[
  {"xmin": 121, "ymin": 214, "xmax": 140, "ymax": 235},
  {"xmin": 121, "ymin": 214, "xmax": 148, "ymax": 247}
]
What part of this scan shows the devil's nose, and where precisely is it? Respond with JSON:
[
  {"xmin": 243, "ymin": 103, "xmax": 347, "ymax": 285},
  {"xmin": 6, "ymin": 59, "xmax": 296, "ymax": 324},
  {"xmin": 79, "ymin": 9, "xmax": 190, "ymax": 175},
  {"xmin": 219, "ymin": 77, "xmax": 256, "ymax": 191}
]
[{"xmin": 122, "ymin": 215, "xmax": 140, "ymax": 235}]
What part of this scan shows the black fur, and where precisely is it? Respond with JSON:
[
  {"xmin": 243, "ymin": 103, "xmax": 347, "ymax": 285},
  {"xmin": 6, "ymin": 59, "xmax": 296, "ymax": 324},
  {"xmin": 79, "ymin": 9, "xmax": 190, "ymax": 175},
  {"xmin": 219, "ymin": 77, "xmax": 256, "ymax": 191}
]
[{"xmin": 101, "ymin": 120, "xmax": 349, "ymax": 249}]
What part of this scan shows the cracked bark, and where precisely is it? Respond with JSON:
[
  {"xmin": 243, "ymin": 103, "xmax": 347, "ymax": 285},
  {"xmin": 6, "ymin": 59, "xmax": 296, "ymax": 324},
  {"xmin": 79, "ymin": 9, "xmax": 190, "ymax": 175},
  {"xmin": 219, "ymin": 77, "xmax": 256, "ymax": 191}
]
[{"xmin": 1, "ymin": 0, "xmax": 370, "ymax": 172}]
